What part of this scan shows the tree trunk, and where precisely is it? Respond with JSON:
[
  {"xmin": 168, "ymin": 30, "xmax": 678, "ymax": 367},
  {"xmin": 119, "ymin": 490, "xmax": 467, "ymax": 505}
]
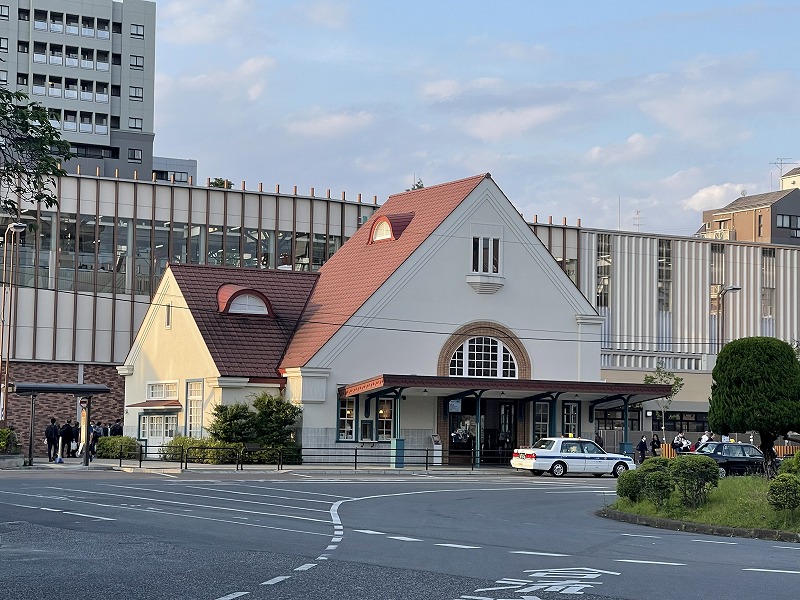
[{"xmin": 758, "ymin": 431, "xmax": 778, "ymax": 479}]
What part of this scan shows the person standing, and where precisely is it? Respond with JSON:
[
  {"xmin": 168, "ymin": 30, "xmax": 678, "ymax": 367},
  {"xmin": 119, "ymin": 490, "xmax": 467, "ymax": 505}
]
[
  {"xmin": 45, "ymin": 418, "xmax": 60, "ymax": 462},
  {"xmin": 636, "ymin": 435, "xmax": 648, "ymax": 464},
  {"xmin": 650, "ymin": 433, "xmax": 662, "ymax": 456},
  {"xmin": 672, "ymin": 431, "xmax": 685, "ymax": 453},
  {"xmin": 594, "ymin": 432, "xmax": 604, "ymax": 449},
  {"xmin": 71, "ymin": 421, "xmax": 80, "ymax": 457},
  {"xmin": 110, "ymin": 419, "xmax": 123, "ymax": 436},
  {"xmin": 59, "ymin": 419, "xmax": 74, "ymax": 460}
]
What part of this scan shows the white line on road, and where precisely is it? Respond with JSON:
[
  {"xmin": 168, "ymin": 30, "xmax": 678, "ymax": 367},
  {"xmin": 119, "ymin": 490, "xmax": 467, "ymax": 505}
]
[
  {"xmin": 331, "ymin": 536, "xmax": 342, "ymax": 542},
  {"xmin": 773, "ymin": 546, "xmax": 800, "ymax": 550},
  {"xmin": 40, "ymin": 507, "xmax": 61, "ymax": 512},
  {"xmin": 510, "ymin": 550, "xmax": 570, "ymax": 557},
  {"xmin": 388, "ymin": 536, "xmax": 423, "ymax": 542},
  {"xmin": 621, "ymin": 533, "xmax": 661, "ymax": 538},
  {"xmin": 325, "ymin": 545, "xmax": 338, "ymax": 550},
  {"xmin": 435, "ymin": 543, "xmax": 481, "ymax": 549},
  {"xmin": 460, "ymin": 596, "xmax": 495, "ymax": 600},
  {"xmin": 261, "ymin": 576, "xmax": 292, "ymax": 585},
  {"xmin": 692, "ymin": 539, "xmax": 737, "ymax": 544},
  {"xmin": 615, "ymin": 559, "xmax": 686, "ymax": 566},
  {"xmin": 744, "ymin": 568, "xmax": 800, "ymax": 574},
  {"xmin": 294, "ymin": 563, "xmax": 316, "ymax": 571},
  {"xmin": 214, "ymin": 593, "xmax": 249, "ymax": 600},
  {"xmin": 353, "ymin": 529, "xmax": 385, "ymax": 535},
  {"xmin": 63, "ymin": 512, "xmax": 115, "ymax": 521}
]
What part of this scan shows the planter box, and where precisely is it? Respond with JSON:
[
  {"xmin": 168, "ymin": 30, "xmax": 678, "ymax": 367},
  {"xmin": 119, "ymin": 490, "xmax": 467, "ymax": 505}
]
[{"xmin": 0, "ymin": 454, "xmax": 24, "ymax": 468}]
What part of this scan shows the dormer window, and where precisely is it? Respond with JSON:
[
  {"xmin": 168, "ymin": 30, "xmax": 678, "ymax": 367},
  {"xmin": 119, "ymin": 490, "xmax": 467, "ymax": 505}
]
[
  {"xmin": 369, "ymin": 213, "xmax": 414, "ymax": 244},
  {"xmin": 373, "ymin": 220, "xmax": 392, "ymax": 242},
  {"xmin": 217, "ymin": 284, "xmax": 273, "ymax": 316}
]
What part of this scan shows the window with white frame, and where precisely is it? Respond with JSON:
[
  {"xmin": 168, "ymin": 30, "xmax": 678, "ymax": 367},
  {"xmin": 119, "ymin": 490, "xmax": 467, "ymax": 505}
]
[
  {"xmin": 0, "ymin": 70, "xmax": 7, "ymax": 86},
  {"xmin": 338, "ymin": 398, "xmax": 355, "ymax": 441},
  {"xmin": 562, "ymin": 402, "xmax": 579, "ymax": 437},
  {"xmin": 129, "ymin": 86, "xmax": 143, "ymax": 101},
  {"xmin": 129, "ymin": 117, "xmax": 143, "ymax": 130},
  {"xmin": 377, "ymin": 398, "xmax": 393, "ymax": 441},
  {"xmin": 0, "ymin": 6, "xmax": 8, "ymax": 20},
  {"xmin": 187, "ymin": 381, "xmax": 202, "ymax": 438},
  {"xmin": 130, "ymin": 54, "xmax": 144, "ymax": 69},
  {"xmin": 372, "ymin": 220, "xmax": 391, "ymax": 242},
  {"xmin": 534, "ymin": 402, "xmax": 549, "ymax": 442},
  {"xmin": 0, "ymin": 37, "xmax": 7, "ymax": 52},
  {"xmin": 130, "ymin": 24, "xmax": 144, "ymax": 38},
  {"xmin": 472, "ymin": 236, "xmax": 500, "ymax": 273},
  {"xmin": 147, "ymin": 381, "xmax": 178, "ymax": 400},
  {"xmin": 449, "ymin": 336, "xmax": 517, "ymax": 378},
  {"xmin": 229, "ymin": 294, "xmax": 268, "ymax": 315}
]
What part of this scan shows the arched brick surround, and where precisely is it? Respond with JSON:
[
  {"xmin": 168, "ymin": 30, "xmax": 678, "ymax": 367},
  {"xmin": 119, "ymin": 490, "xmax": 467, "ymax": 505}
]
[{"xmin": 437, "ymin": 321, "xmax": 531, "ymax": 379}]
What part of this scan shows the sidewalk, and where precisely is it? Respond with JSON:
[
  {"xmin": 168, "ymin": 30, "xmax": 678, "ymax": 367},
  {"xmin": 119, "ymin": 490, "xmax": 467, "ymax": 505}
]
[{"xmin": 8, "ymin": 455, "xmax": 519, "ymax": 476}]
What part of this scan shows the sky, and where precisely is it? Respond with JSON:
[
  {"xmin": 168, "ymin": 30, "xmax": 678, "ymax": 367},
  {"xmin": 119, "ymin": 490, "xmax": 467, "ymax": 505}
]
[{"xmin": 151, "ymin": 0, "xmax": 800, "ymax": 237}]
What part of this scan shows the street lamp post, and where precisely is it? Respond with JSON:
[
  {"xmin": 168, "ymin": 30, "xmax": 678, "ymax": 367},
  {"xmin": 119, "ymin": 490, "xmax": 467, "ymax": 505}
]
[
  {"xmin": 717, "ymin": 284, "xmax": 742, "ymax": 353},
  {"xmin": 0, "ymin": 221, "xmax": 27, "ymax": 426}
]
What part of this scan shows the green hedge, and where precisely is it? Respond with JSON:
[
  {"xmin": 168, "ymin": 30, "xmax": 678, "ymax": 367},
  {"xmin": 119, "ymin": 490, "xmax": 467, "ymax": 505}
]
[
  {"xmin": 95, "ymin": 436, "xmax": 141, "ymax": 459},
  {"xmin": 0, "ymin": 428, "xmax": 20, "ymax": 454},
  {"xmin": 768, "ymin": 473, "xmax": 800, "ymax": 512},
  {"xmin": 669, "ymin": 454, "xmax": 719, "ymax": 509},
  {"xmin": 779, "ymin": 452, "xmax": 800, "ymax": 476},
  {"xmin": 616, "ymin": 454, "xmax": 719, "ymax": 509},
  {"xmin": 161, "ymin": 436, "xmax": 239, "ymax": 464}
]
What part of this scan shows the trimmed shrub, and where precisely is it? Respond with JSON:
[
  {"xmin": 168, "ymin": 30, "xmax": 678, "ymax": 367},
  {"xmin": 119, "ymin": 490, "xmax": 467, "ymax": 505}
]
[
  {"xmin": 669, "ymin": 454, "xmax": 719, "ymax": 508},
  {"xmin": 616, "ymin": 468, "xmax": 644, "ymax": 502},
  {"xmin": 638, "ymin": 456, "xmax": 671, "ymax": 474},
  {"xmin": 778, "ymin": 452, "xmax": 800, "ymax": 477},
  {"xmin": 643, "ymin": 470, "xmax": 673, "ymax": 509},
  {"xmin": 767, "ymin": 473, "xmax": 800, "ymax": 512},
  {"xmin": 95, "ymin": 436, "xmax": 141, "ymax": 459},
  {"xmin": 161, "ymin": 436, "xmax": 240, "ymax": 464}
]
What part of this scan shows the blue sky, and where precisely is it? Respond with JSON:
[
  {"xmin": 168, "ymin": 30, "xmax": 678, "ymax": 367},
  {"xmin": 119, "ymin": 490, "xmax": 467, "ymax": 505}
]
[{"xmin": 152, "ymin": 1, "xmax": 800, "ymax": 236}]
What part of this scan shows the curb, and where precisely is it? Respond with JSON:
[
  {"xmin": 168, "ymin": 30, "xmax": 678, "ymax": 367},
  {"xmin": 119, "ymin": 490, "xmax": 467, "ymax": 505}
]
[{"xmin": 597, "ymin": 507, "xmax": 800, "ymax": 543}]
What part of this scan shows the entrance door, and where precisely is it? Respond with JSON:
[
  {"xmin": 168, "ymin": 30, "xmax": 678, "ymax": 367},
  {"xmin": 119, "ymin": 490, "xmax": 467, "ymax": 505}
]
[{"xmin": 140, "ymin": 414, "xmax": 178, "ymax": 456}]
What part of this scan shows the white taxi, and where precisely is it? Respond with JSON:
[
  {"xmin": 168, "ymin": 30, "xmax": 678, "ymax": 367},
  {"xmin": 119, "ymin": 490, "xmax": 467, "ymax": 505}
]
[{"xmin": 510, "ymin": 437, "xmax": 635, "ymax": 477}]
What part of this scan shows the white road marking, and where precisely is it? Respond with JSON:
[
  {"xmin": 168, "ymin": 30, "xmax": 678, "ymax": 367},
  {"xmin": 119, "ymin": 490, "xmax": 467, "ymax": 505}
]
[
  {"xmin": 214, "ymin": 593, "xmax": 249, "ymax": 600},
  {"xmin": 615, "ymin": 559, "xmax": 685, "ymax": 566},
  {"xmin": 460, "ymin": 596, "xmax": 495, "ymax": 600},
  {"xmin": 294, "ymin": 563, "xmax": 316, "ymax": 571},
  {"xmin": 510, "ymin": 550, "xmax": 570, "ymax": 557},
  {"xmin": 744, "ymin": 568, "xmax": 800, "ymax": 574},
  {"xmin": 692, "ymin": 539, "xmax": 737, "ymax": 544},
  {"xmin": 621, "ymin": 533, "xmax": 661, "ymax": 538},
  {"xmin": 325, "ymin": 545, "xmax": 338, "ymax": 550},
  {"xmin": 40, "ymin": 507, "xmax": 61, "ymax": 512},
  {"xmin": 773, "ymin": 546, "xmax": 800, "ymax": 550},
  {"xmin": 331, "ymin": 536, "xmax": 342, "ymax": 542},
  {"xmin": 388, "ymin": 536, "xmax": 423, "ymax": 542},
  {"xmin": 157, "ymin": 473, "xmax": 178, "ymax": 478},
  {"xmin": 316, "ymin": 554, "xmax": 329, "ymax": 560},
  {"xmin": 436, "ymin": 543, "xmax": 481, "ymax": 549},
  {"xmin": 261, "ymin": 576, "xmax": 291, "ymax": 585},
  {"xmin": 184, "ymin": 485, "xmax": 342, "ymax": 504},
  {"xmin": 353, "ymin": 529, "xmax": 385, "ymax": 535},
  {"xmin": 63, "ymin": 512, "xmax": 115, "ymax": 521}
]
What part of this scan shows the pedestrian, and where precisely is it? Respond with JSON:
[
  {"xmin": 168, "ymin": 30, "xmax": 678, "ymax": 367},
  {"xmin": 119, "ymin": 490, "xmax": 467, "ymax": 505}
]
[
  {"xmin": 650, "ymin": 433, "xmax": 662, "ymax": 456},
  {"xmin": 594, "ymin": 432, "xmax": 604, "ymax": 449},
  {"xmin": 89, "ymin": 420, "xmax": 104, "ymax": 458},
  {"xmin": 110, "ymin": 419, "xmax": 123, "ymax": 436},
  {"xmin": 72, "ymin": 421, "xmax": 80, "ymax": 457},
  {"xmin": 672, "ymin": 431, "xmax": 685, "ymax": 453},
  {"xmin": 700, "ymin": 430, "xmax": 711, "ymax": 445},
  {"xmin": 45, "ymin": 418, "xmax": 60, "ymax": 462},
  {"xmin": 59, "ymin": 419, "xmax": 74, "ymax": 460},
  {"xmin": 636, "ymin": 435, "xmax": 648, "ymax": 464}
]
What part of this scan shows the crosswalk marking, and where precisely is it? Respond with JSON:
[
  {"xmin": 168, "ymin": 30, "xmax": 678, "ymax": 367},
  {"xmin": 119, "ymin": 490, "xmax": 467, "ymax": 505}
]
[
  {"xmin": 294, "ymin": 563, "xmax": 317, "ymax": 571},
  {"xmin": 261, "ymin": 576, "xmax": 291, "ymax": 585}
]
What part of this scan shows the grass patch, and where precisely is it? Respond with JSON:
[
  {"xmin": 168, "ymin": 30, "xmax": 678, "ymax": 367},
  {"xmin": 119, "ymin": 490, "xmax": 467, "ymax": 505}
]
[{"xmin": 612, "ymin": 476, "xmax": 800, "ymax": 532}]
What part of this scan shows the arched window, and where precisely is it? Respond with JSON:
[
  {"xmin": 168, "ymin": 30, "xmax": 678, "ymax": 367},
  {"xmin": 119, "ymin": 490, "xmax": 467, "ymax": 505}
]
[
  {"xmin": 372, "ymin": 220, "xmax": 392, "ymax": 242},
  {"xmin": 229, "ymin": 293, "xmax": 269, "ymax": 315},
  {"xmin": 449, "ymin": 336, "xmax": 518, "ymax": 378}
]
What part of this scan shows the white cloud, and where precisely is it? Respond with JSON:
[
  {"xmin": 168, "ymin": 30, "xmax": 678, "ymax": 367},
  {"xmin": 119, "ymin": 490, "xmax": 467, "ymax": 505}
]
[
  {"xmin": 420, "ymin": 78, "xmax": 505, "ymax": 102},
  {"xmin": 286, "ymin": 110, "xmax": 374, "ymax": 137},
  {"xmin": 462, "ymin": 105, "xmax": 567, "ymax": 141},
  {"xmin": 681, "ymin": 183, "xmax": 756, "ymax": 212},
  {"xmin": 296, "ymin": 0, "xmax": 351, "ymax": 29},
  {"xmin": 586, "ymin": 133, "xmax": 659, "ymax": 166},
  {"xmin": 159, "ymin": 0, "xmax": 254, "ymax": 45}
]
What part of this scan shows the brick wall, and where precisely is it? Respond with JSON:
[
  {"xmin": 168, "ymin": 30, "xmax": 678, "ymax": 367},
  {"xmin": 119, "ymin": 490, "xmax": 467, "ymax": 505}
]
[{"xmin": 4, "ymin": 362, "xmax": 124, "ymax": 458}]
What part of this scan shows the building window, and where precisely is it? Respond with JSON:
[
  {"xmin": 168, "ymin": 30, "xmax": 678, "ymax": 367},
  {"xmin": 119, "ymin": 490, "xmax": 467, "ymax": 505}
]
[
  {"xmin": 0, "ymin": 71, "xmax": 7, "ymax": 86},
  {"xmin": 112, "ymin": 53, "xmax": 121, "ymax": 66},
  {"xmin": 128, "ymin": 148, "xmax": 142, "ymax": 163},
  {"xmin": 372, "ymin": 220, "xmax": 391, "ymax": 242},
  {"xmin": 562, "ymin": 402, "xmax": 579, "ymax": 437},
  {"xmin": 594, "ymin": 408, "xmax": 641, "ymax": 431},
  {"xmin": 187, "ymin": 381, "xmax": 202, "ymax": 438},
  {"xmin": 377, "ymin": 398, "xmax": 393, "ymax": 441},
  {"xmin": 652, "ymin": 411, "xmax": 709, "ymax": 434},
  {"xmin": 657, "ymin": 239, "xmax": 672, "ymax": 312},
  {"xmin": 338, "ymin": 398, "xmax": 355, "ymax": 441},
  {"xmin": 776, "ymin": 214, "xmax": 790, "ymax": 228},
  {"xmin": 17, "ymin": 41, "xmax": 28, "ymax": 53},
  {"xmin": 533, "ymin": 402, "xmax": 550, "ymax": 442},
  {"xmin": 472, "ymin": 236, "xmax": 500, "ymax": 273},
  {"xmin": 449, "ymin": 336, "xmax": 517, "ymax": 378},
  {"xmin": 596, "ymin": 234, "xmax": 611, "ymax": 308},
  {"xmin": 130, "ymin": 55, "xmax": 144, "ymax": 69},
  {"xmin": 761, "ymin": 248, "xmax": 775, "ymax": 319},
  {"xmin": 18, "ymin": 8, "xmax": 29, "ymax": 21},
  {"xmin": 758, "ymin": 214, "xmax": 763, "ymax": 238},
  {"xmin": 17, "ymin": 73, "xmax": 28, "ymax": 86},
  {"xmin": 710, "ymin": 243, "xmax": 725, "ymax": 316},
  {"xmin": 165, "ymin": 302, "xmax": 172, "ymax": 328},
  {"xmin": 229, "ymin": 293, "xmax": 268, "ymax": 315},
  {"xmin": 0, "ymin": 38, "xmax": 7, "ymax": 53},
  {"xmin": 112, "ymin": 21, "xmax": 122, "ymax": 34},
  {"xmin": 129, "ymin": 117, "xmax": 143, "ymax": 130},
  {"xmin": 129, "ymin": 86, "xmax": 143, "ymax": 101},
  {"xmin": 0, "ymin": 6, "xmax": 8, "ymax": 20},
  {"xmin": 147, "ymin": 381, "xmax": 178, "ymax": 400},
  {"xmin": 130, "ymin": 24, "xmax": 144, "ymax": 38}
]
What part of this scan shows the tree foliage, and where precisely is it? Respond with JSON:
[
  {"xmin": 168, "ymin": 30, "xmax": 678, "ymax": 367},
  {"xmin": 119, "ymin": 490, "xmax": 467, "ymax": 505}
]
[
  {"xmin": 709, "ymin": 337, "xmax": 800, "ymax": 477},
  {"xmin": 0, "ymin": 88, "xmax": 72, "ymax": 214},
  {"xmin": 207, "ymin": 392, "xmax": 301, "ymax": 447},
  {"xmin": 209, "ymin": 177, "xmax": 233, "ymax": 189},
  {"xmin": 644, "ymin": 360, "xmax": 684, "ymax": 431}
]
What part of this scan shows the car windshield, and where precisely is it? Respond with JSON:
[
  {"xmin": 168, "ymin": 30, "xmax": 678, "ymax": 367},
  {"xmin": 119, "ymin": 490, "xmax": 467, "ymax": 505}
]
[
  {"xmin": 695, "ymin": 442, "xmax": 718, "ymax": 454},
  {"xmin": 531, "ymin": 439, "xmax": 555, "ymax": 450}
]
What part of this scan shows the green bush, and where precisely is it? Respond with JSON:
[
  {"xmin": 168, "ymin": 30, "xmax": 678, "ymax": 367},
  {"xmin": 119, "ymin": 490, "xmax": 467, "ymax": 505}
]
[
  {"xmin": 161, "ymin": 436, "xmax": 240, "ymax": 464},
  {"xmin": 778, "ymin": 452, "xmax": 800, "ymax": 476},
  {"xmin": 767, "ymin": 473, "xmax": 800, "ymax": 512},
  {"xmin": 638, "ymin": 456, "xmax": 671, "ymax": 474},
  {"xmin": 0, "ymin": 428, "xmax": 20, "ymax": 454},
  {"xmin": 669, "ymin": 454, "xmax": 719, "ymax": 508},
  {"xmin": 643, "ymin": 470, "xmax": 673, "ymax": 509},
  {"xmin": 617, "ymin": 468, "xmax": 644, "ymax": 502},
  {"xmin": 95, "ymin": 436, "xmax": 141, "ymax": 459}
]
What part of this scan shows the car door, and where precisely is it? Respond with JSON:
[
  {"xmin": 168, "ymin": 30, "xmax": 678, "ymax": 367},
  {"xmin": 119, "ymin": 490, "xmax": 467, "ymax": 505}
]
[
  {"xmin": 581, "ymin": 441, "xmax": 607, "ymax": 473},
  {"xmin": 721, "ymin": 443, "xmax": 747, "ymax": 474},
  {"xmin": 560, "ymin": 440, "xmax": 586, "ymax": 473}
]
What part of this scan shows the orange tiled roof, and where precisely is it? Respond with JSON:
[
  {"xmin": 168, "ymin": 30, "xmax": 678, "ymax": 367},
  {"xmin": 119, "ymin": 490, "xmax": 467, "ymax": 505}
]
[{"xmin": 280, "ymin": 174, "xmax": 490, "ymax": 369}]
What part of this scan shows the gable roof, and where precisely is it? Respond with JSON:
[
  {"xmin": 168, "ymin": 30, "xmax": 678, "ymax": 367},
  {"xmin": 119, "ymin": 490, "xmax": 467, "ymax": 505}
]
[
  {"xmin": 782, "ymin": 167, "xmax": 800, "ymax": 178},
  {"xmin": 280, "ymin": 173, "xmax": 490, "ymax": 369},
  {"xmin": 713, "ymin": 189, "xmax": 798, "ymax": 214},
  {"xmin": 169, "ymin": 264, "xmax": 317, "ymax": 378}
]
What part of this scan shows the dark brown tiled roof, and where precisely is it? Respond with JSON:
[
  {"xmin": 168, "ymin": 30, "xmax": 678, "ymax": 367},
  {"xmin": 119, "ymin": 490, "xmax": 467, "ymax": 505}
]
[
  {"xmin": 715, "ymin": 189, "xmax": 797, "ymax": 213},
  {"xmin": 783, "ymin": 167, "xmax": 800, "ymax": 178},
  {"xmin": 280, "ymin": 174, "xmax": 490, "ymax": 369},
  {"xmin": 169, "ymin": 264, "xmax": 318, "ymax": 378}
]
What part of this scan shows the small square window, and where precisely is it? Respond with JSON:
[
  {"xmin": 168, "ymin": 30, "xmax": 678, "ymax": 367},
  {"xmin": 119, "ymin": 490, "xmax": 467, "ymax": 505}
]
[
  {"xmin": 129, "ymin": 117, "xmax": 143, "ymax": 130},
  {"xmin": 130, "ymin": 55, "xmax": 144, "ymax": 69},
  {"xmin": 112, "ymin": 21, "xmax": 121, "ymax": 34},
  {"xmin": 128, "ymin": 148, "xmax": 142, "ymax": 163},
  {"xmin": 0, "ymin": 71, "xmax": 8, "ymax": 86},
  {"xmin": 0, "ymin": 38, "xmax": 7, "ymax": 53},
  {"xmin": 129, "ymin": 86, "xmax": 143, "ymax": 101},
  {"xmin": 130, "ymin": 24, "xmax": 144, "ymax": 38},
  {"xmin": 18, "ymin": 8, "xmax": 29, "ymax": 21},
  {"xmin": 17, "ymin": 41, "xmax": 28, "ymax": 53},
  {"xmin": 0, "ymin": 6, "xmax": 9, "ymax": 21},
  {"xmin": 111, "ymin": 85, "xmax": 120, "ymax": 97},
  {"xmin": 112, "ymin": 53, "xmax": 121, "ymax": 66},
  {"xmin": 17, "ymin": 73, "xmax": 28, "ymax": 86}
]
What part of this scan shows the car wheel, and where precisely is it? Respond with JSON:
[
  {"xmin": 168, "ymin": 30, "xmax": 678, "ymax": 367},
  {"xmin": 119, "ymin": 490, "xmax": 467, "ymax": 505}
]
[
  {"xmin": 718, "ymin": 466, "xmax": 727, "ymax": 478},
  {"xmin": 550, "ymin": 461, "xmax": 567, "ymax": 477},
  {"xmin": 531, "ymin": 469, "xmax": 544, "ymax": 476},
  {"xmin": 612, "ymin": 462, "xmax": 628, "ymax": 478}
]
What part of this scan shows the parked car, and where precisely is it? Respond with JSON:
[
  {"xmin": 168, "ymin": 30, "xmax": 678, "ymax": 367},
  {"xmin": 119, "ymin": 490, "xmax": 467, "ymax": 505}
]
[
  {"xmin": 692, "ymin": 441, "xmax": 779, "ymax": 477},
  {"xmin": 510, "ymin": 437, "xmax": 635, "ymax": 477}
]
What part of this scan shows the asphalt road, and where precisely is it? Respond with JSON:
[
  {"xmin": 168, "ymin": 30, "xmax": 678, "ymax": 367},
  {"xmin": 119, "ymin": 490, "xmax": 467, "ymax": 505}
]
[{"xmin": 0, "ymin": 469, "xmax": 798, "ymax": 600}]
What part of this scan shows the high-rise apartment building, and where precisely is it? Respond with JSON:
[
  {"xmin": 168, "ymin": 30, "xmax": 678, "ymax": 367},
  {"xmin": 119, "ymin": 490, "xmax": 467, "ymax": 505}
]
[{"xmin": 0, "ymin": 0, "xmax": 156, "ymax": 178}]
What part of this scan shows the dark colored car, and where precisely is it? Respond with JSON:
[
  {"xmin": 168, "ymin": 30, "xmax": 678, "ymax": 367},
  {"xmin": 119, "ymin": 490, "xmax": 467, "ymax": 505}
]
[{"xmin": 692, "ymin": 442, "xmax": 779, "ymax": 478}]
